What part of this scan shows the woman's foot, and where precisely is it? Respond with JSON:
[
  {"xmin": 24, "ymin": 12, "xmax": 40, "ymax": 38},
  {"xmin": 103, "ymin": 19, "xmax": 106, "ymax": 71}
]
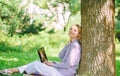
[
  {"xmin": 0, "ymin": 69, "xmax": 13, "ymax": 75},
  {"xmin": 0, "ymin": 68, "xmax": 19, "ymax": 75}
]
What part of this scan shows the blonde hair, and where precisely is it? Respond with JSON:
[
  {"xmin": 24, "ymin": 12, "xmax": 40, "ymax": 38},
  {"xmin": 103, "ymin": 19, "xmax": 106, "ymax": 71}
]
[{"xmin": 75, "ymin": 24, "xmax": 81, "ymax": 42}]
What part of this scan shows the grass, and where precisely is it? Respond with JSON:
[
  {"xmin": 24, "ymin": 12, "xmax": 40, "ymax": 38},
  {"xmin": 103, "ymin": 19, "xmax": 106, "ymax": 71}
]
[{"xmin": 116, "ymin": 57, "xmax": 120, "ymax": 76}]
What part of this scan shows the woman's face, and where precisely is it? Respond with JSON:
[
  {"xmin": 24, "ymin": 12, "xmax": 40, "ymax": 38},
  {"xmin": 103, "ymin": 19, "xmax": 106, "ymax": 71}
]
[{"xmin": 69, "ymin": 25, "xmax": 79, "ymax": 39}]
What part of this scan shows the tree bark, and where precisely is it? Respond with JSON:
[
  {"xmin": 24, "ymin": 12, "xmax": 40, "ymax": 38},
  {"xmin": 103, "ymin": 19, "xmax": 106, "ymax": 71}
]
[{"xmin": 78, "ymin": 0, "xmax": 116, "ymax": 76}]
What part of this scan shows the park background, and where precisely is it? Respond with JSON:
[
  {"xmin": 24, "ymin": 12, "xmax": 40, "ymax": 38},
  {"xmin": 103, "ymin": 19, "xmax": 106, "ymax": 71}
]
[{"xmin": 0, "ymin": 0, "xmax": 120, "ymax": 76}]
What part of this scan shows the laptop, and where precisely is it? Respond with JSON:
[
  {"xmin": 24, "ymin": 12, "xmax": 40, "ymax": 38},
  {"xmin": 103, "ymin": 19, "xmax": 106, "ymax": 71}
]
[{"xmin": 37, "ymin": 47, "xmax": 48, "ymax": 63}]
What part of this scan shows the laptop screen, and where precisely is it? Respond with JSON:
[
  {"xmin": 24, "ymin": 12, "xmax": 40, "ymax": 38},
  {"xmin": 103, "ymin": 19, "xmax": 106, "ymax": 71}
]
[{"xmin": 37, "ymin": 47, "xmax": 48, "ymax": 63}]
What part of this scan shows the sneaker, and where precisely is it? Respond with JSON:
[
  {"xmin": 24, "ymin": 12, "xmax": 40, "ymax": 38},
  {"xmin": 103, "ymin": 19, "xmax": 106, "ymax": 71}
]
[{"xmin": 0, "ymin": 69, "xmax": 12, "ymax": 76}]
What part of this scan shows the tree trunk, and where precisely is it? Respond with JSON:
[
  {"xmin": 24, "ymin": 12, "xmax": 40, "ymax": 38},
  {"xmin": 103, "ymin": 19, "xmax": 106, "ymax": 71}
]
[{"xmin": 78, "ymin": 0, "xmax": 116, "ymax": 76}]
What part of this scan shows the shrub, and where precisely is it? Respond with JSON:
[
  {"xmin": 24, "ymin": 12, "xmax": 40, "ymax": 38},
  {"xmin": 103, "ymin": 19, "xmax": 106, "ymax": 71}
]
[
  {"xmin": 115, "ymin": 20, "xmax": 120, "ymax": 42},
  {"xmin": 116, "ymin": 31, "xmax": 120, "ymax": 42},
  {"xmin": 0, "ymin": 41, "xmax": 23, "ymax": 52}
]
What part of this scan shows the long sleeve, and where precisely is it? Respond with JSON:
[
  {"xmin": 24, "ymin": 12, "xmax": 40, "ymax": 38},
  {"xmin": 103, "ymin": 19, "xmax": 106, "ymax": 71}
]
[{"xmin": 53, "ymin": 39, "xmax": 81, "ymax": 69}]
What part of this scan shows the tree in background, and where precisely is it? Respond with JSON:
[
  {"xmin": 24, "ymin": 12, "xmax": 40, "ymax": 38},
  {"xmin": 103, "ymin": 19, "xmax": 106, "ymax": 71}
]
[
  {"xmin": 78, "ymin": 0, "xmax": 116, "ymax": 76},
  {"xmin": 0, "ymin": 0, "xmax": 31, "ymax": 36},
  {"xmin": 0, "ymin": 0, "xmax": 80, "ymax": 36},
  {"xmin": 50, "ymin": 0, "xmax": 80, "ymax": 31},
  {"xmin": 19, "ymin": 0, "xmax": 80, "ymax": 31}
]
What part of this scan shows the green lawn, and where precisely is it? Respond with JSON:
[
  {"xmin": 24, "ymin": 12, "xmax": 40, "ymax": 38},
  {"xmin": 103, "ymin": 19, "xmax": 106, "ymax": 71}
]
[{"xmin": 116, "ymin": 57, "xmax": 120, "ymax": 76}]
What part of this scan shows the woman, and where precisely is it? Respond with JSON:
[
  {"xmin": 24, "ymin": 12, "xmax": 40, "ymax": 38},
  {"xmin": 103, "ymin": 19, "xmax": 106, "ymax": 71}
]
[{"xmin": 0, "ymin": 24, "xmax": 82, "ymax": 76}]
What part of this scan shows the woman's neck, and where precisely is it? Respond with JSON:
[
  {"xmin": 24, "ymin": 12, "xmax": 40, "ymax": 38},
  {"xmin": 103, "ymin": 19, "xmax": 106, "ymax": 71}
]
[{"xmin": 70, "ymin": 38, "xmax": 76, "ymax": 42}]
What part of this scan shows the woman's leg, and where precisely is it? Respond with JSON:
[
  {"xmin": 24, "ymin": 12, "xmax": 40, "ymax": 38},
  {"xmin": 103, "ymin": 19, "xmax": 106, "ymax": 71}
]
[
  {"xmin": 0, "ymin": 60, "xmax": 39, "ymax": 74},
  {"xmin": 1, "ymin": 60, "xmax": 63, "ymax": 76},
  {"xmin": 24, "ymin": 61, "xmax": 64, "ymax": 76}
]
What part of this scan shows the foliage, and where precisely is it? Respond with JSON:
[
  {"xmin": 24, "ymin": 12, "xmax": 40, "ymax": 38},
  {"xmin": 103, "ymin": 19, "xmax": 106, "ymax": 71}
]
[
  {"xmin": 115, "ymin": 20, "xmax": 120, "ymax": 41},
  {"xmin": 33, "ymin": 0, "xmax": 48, "ymax": 9},
  {"xmin": 0, "ymin": 0, "xmax": 47, "ymax": 36},
  {"xmin": 116, "ymin": 31, "xmax": 120, "ymax": 42},
  {"xmin": 20, "ymin": 21, "xmax": 46, "ymax": 35},
  {"xmin": 0, "ymin": 0, "xmax": 81, "ymax": 36},
  {"xmin": 0, "ymin": 28, "xmax": 68, "ymax": 52},
  {"xmin": 115, "ymin": 0, "xmax": 120, "ymax": 7},
  {"xmin": 55, "ymin": 0, "xmax": 80, "ymax": 15},
  {"xmin": 115, "ymin": 0, "xmax": 120, "ymax": 41},
  {"xmin": 0, "ymin": 0, "xmax": 26, "ymax": 36},
  {"xmin": 116, "ymin": 41, "xmax": 120, "ymax": 56},
  {"xmin": 68, "ymin": 0, "xmax": 80, "ymax": 15},
  {"xmin": 0, "ymin": 41, "xmax": 23, "ymax": 52}
]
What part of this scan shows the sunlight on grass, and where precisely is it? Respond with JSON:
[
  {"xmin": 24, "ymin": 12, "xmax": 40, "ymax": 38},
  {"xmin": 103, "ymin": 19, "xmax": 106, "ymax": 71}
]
[
  {"xmin": 116, "ymin": 56, "xmax": 120, "ymax": 60},
  {"xmin": 0, "ymin": 57, "xmax": 18, "ymax": 62}
]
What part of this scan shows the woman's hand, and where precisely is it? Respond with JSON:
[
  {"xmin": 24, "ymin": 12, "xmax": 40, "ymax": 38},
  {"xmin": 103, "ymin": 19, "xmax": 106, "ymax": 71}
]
[{"xmin": 44, "ymin": 61, "xmax": 54, "ymax": 66}]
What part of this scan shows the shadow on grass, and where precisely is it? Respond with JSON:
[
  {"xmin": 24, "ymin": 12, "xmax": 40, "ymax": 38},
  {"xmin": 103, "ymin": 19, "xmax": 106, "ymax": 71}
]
[{"xmin": 0, "ymin": 41, "xmax": 23, "ymax": 52}]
